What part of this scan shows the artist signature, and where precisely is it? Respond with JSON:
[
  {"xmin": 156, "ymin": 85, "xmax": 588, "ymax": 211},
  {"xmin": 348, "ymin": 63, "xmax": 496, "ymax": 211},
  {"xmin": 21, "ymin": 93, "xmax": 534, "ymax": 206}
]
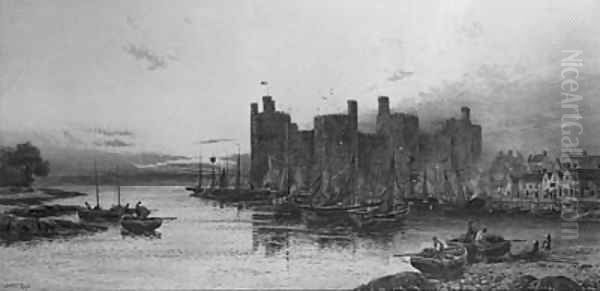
[{"xmin": 2, "ymin": 282, "xmax": 30, "ymax": 290}]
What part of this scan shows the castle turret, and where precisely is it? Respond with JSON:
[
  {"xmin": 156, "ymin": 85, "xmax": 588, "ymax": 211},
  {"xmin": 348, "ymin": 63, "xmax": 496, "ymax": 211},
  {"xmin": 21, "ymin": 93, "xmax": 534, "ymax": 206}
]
[
  {"xmin": 250, "ymin": 102, "xmax": 258, "ymax": 116},
  {"xmin": 263, "ymin": 96, "xmax": 275, "ymax": 113},
  {"xmin": 347, "ymin": 99, "xmax": 358, "ymax": 130},
  {"xmin": 461, "ymin": 106, "xmax": 470, "ymax": 122},
  {"xmin": 378, "ymin": 96, "xmax": 390, "ymax": 116}
]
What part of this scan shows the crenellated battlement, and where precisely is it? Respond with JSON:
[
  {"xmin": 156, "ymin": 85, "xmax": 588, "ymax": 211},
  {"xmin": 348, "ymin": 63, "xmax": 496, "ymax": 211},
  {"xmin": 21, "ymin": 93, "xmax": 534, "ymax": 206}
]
[{"xmin": 249, "ymin": 96, "xmax": 482, "ymax": 199}]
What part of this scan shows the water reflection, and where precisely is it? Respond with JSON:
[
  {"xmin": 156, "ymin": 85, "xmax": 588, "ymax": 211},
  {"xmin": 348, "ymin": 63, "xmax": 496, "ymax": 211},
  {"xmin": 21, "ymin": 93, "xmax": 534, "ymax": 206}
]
[{"xmin": 3, "ymin": 186, "xmax": 600, "ymax": 290}]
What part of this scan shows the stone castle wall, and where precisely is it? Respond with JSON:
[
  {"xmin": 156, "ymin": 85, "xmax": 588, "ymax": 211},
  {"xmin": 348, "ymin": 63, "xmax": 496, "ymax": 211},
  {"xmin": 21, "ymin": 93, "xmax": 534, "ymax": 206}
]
[{"xmin": 249, "ymin": 96, "xmax": 483, "ymax": 200}]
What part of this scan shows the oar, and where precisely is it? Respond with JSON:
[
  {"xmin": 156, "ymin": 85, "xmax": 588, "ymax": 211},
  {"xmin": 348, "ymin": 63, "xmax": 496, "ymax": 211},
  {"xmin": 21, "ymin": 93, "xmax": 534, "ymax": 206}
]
[
  {"xmin": 393, "ymin": 252, "xmax": 420, "ymax": 257},
  {"xmin": 156, "ymin": 216, "xmax": 177, "ymax": 221},
  {"xmin": 508, "ymin": 239, "xmax": 527, "ymax": 242}
]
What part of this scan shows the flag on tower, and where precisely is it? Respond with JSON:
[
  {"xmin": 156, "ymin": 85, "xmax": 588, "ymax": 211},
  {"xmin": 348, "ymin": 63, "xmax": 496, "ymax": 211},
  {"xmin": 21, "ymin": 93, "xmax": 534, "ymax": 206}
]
[{"xmin": 260, "ymin": 81, "xmax": 268, "ymax": 85}]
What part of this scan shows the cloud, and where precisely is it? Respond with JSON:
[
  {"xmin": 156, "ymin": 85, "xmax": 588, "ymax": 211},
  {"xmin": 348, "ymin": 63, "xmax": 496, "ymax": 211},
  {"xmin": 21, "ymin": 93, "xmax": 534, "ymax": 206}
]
[
  {"xmin": 94, "ymin": 139, "xmax": 134, "ymax": 147},
  {"xmin": 89, "ymin": 128, "xmax": 135, "ymax": 137},
  {"xmin": 195, "ymin": 138, "xmax": 236, "ymax": 145},
  {"xmin": 387, "ymin": 70, "xmax": 414, "ymax": 82},
  {"xmin": 126, "ymin": 16, "xmax": 139, "ymax": 30},
  {"xmin": 62, "ymin": 130, "xmax": 85, "ymax": 145},
  {"xmin": 123, "ymin": 44, "xmax": 168, "ymax": 70}
]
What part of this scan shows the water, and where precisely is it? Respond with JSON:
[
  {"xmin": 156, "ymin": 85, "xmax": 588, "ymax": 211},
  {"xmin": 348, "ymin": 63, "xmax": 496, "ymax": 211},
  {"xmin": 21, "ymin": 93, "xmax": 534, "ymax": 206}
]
[{"xmin": 1, "ymin": 186, "xmax": 600, "ymax": 290}]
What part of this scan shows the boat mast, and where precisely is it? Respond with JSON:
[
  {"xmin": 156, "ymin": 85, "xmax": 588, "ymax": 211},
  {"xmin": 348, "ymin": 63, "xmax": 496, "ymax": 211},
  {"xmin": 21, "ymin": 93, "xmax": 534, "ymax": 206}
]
[
  {"xmin": 116, "ymin": 165, "xmax": 120, "ymax": 206},
  {"xmin": 94, "ymin": 159, "xmax": 100, "ymax": 208},
  {"xmin": 198, "ymin": 153, "xmax": 203, "ymax": 189},
  {"xmin": 235, "ymin": 146, "xmax": 241, "ymax": 190},
  {"xmin": 422, "ymin": 168, "xmax": 428, "ymax": 199},
  {"xmin": 210, "ymin": 156, "xmax": 216, "ymax": 188},
  {"xmin": 285, "ymin": 123, "xmax": 290, "ymax": 195}
]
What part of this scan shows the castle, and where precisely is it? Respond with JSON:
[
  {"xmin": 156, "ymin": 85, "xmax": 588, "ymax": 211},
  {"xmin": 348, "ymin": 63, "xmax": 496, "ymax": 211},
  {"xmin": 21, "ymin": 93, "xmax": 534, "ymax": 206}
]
[{"xmin": 250, "ymin": 96, "xmax": 482, "ymax": 201}]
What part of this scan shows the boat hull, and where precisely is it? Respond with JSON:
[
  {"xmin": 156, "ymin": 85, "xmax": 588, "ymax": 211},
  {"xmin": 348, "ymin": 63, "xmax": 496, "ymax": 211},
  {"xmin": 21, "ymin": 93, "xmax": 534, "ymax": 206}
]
[
  {"xmin": 349, "ymin": 206, "xmax": 410, "ymax": 229},
  {"xmin": 121, "ymin": 217, "xmax": 163, "ymax": 235},
  {"xmin": 78, "ymin": 208, "xmax": 123, "ymax": 222},
  {"xmin": 409, "ymin": 243, "xmax": 468, "ymax": 279}
]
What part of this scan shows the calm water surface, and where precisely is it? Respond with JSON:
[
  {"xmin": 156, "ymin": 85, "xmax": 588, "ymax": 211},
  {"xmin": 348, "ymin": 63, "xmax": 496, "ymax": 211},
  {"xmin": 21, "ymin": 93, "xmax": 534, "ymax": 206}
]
[{"xmin": 1, "ymin": 186, "xmax": 599, "ymax": 290}]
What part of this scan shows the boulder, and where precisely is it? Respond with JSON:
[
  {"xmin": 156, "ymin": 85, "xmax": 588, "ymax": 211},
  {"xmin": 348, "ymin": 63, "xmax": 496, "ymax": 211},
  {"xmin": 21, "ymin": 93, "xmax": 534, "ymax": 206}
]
[
  {"xmin": 0, "ymin": 214, "xmax": 15, "ymax": 231},
  {"xmin": 354, "ymin": 272, "xmax": 435, "ymax": 291},
  {"xmin": 531, "ymin": 276, "xmax": 582, "ymax": 291},
  {"xmin": 510, "ymin": 275, "xmax": 538, "ymax": 291}
]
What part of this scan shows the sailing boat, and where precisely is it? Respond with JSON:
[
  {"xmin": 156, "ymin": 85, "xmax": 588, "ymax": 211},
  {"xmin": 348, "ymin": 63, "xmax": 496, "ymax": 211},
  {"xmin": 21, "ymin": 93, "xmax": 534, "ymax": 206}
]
[
  {"xmin": 299, "ymin": 154, "xmax": 381, "ymax": 226},
  {"xmin": 78, "ymin": 161, "xmax": 127, "ymax": 222},
  {"xmin": 109, "ymin": 166, "xmax": 135, "ymax": 215},
  {"xmin": 348, "ymin": 152, "xmax": 410, "ymax": 229},
  {"xmin": 196, "ymin": 152, "xmax": 273, "ymax": 203},
  {"xmin": 186, "ymin": 154, "xmax": 204, "ymax": 194}
]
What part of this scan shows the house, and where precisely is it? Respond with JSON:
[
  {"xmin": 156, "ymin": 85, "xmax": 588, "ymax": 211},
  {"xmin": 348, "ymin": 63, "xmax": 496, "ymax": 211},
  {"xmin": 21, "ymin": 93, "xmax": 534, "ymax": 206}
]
[
  {"xmin": 517, "ymin": 173, "xmax": 543, "ymax": 200},
  {"xmin": 527, "ymin": 151, "xmax": 556, "ymax": 173},
  {"xmin": 541, "ymin": 171, "xmax": 562, "ymax": 201},
  {"xmin": 573, "ymin": 169, "xmax": 600, "ymax": 199}
]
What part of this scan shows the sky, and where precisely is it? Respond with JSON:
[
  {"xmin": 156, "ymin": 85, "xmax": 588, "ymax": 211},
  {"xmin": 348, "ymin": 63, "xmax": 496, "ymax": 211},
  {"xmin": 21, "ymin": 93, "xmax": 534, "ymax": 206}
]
[{"xmin": 1, "ymin": 0, "xmax": 600, "ymax": 157}]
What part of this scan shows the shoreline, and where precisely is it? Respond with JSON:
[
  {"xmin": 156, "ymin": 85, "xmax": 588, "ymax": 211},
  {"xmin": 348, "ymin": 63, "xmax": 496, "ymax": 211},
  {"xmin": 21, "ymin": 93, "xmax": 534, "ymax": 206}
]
[
  {"xmin": 357, "ymin": 246, "xmax": 600, "ymax": 290},
  {"xmin": 0, "ymin": 187, "xmax": 86, "ymax": 213}
]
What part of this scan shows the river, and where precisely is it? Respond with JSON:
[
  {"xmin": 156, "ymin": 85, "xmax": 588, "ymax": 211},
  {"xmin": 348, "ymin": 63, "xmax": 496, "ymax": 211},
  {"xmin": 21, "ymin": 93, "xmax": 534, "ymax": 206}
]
[{"xmin": 1, "ymin": 186, "xmax": 600, "ymax": 290}]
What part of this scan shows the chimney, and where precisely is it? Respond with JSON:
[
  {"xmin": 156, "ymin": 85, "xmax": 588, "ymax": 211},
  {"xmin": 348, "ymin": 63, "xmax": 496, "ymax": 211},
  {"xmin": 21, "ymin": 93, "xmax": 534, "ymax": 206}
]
[
  {"xmin": 378, "ymin": 96, "xmax": 390, "ymax": 115},
  {"xmin": 461, "ymin": 106, "xmax": 470, "ymax": 121},
  {"xmin": 250, "ymin": 102, "xmax": 258, "ymax": 116}
]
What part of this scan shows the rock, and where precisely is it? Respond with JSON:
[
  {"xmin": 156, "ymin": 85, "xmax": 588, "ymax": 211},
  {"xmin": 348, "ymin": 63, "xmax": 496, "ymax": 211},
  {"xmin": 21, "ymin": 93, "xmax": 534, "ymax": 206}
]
[
  {"xmin": 531, "ymin": 276, "xmax": 583, "ymax": 291},
  {"xmin": 0, "ymin": 214, "xmax": 15, "ymax": 231},
  {"xmin": 354, "ymin": 272, "xmax": 435, "ymax": 291},
  {"xmin": 510, "ymin": 275, "xmax": 538, "ymax": 291},
  {"xmin": 579, "ymin": 264, "xmax": 593, "ymax": 270}
]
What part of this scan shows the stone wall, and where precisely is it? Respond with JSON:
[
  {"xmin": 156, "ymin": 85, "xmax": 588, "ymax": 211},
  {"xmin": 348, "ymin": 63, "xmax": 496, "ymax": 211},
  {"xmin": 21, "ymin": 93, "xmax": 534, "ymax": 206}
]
[{"xmin": 249, "ymin": 96, "xmax": 483, "ymax": 202}]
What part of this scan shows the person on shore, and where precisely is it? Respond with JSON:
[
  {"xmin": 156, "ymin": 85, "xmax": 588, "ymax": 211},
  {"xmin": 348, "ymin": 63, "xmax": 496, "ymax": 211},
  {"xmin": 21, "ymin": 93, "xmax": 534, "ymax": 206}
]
[
  {"xmin": 475, "ymin": 228, "xmax": 487, "ymax": 243},
  {"xmin": 529, "ymin": 240, "xmax": 540, "ymax": 257},
  {"xmin": 84, "ymin": 202, "xmax": 92, "ymax": 210},
  {"xmin": 542, "ymin": 233, "xmax": 552, "ymax": 250},
  {"xmin": 432, "ymin": 236, "xmax": 446, "ymax": 254},
  {"xmin": 465, "ymin": 220, "xmax": 477, "ymax": 242}
]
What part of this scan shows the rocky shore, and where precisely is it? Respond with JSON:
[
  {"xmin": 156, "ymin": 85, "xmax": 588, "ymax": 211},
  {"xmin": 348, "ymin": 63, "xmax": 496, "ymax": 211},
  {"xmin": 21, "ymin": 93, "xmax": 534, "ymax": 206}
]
[
  {"xmin": 0, "ymin": 187, "xmax": 106, "ymax": 242},
  {"xmin": 356, "ymin": 247, "xmax": 600, "ymax": 290},
  {"xmin": 0, "ymin": 214, "xmax": 107, "ymax": 242}
]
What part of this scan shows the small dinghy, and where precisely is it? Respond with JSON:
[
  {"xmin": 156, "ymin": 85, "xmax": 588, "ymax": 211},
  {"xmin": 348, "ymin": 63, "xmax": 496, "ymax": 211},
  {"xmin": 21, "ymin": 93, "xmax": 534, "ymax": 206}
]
[
  {"xmin": 121, "ymin": 216, "xmax": 163, "ymax": 235},
  {"xmin": 408, "ymin": 243, "xmax": 468, "ymax": 278}
]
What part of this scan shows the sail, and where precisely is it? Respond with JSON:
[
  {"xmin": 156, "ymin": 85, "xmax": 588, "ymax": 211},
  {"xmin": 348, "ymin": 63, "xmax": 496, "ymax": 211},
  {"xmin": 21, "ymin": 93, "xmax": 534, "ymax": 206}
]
[{"xmin": 219, "ymin": 168, "xmax": 228, "ymax": 188}]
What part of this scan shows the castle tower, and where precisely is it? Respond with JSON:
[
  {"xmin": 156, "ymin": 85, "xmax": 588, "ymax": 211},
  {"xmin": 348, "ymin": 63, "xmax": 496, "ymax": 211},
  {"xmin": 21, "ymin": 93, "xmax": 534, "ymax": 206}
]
[
  {"xmin": 378, "ymin": 96, "xmax": 390, "ymax": 116},
  {"xmin": 461, "ymin": 106, "xmax": 470, "ymax": 122},
  {"xmin": 263, "ymin": 96, "xmax": 275, "ymax": 113},
  {"xmin": 250, "ymin": 102, "xmax": 259, "ymax": 185}
]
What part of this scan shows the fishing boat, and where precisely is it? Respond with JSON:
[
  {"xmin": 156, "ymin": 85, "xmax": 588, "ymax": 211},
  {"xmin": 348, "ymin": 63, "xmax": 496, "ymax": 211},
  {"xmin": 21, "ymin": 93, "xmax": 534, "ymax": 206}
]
[
  {"xmin": 78, "ymin": 162, "xmax": 128, "ymax": 222},
  {"xmin": 348, "ymin": 153, "xmax": 410, "ymax": 229},
  {"xmin": 187, "ymin": 154, "xmax": 205, "ymax": 194},
  {"xmin": 449, "ymin": 234, "xmax": 511, "ymax": 262},
  {"xmin": 407, "ymin": 242, "xmax": 468, "ymax": 278},
  {"xmin": 300, "ymin": 155, "xmax": 381, "ymax": 226},
  {"xmin": 192, "ymin": 153, "xmax": 275, "ymax": 203},
  {"xmin": 121, "ymin": 216, "xmax": 163, "ymax": 235}
]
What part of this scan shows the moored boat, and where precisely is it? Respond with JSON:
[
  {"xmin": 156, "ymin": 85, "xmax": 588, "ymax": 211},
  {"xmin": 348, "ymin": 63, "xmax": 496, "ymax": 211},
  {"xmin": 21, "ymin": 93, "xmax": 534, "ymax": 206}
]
[
  {"xmin": 449, "ymin": 234, "xmax": 511, "ymax": 262},
  {"xmin": 78, "ymin": 162, "xmax": 129, "ymax": 223},
  {"xmin": 349, "ymin": 204, "xmax": 409, "ymax": 229},
  {"xmin": 121, "ymin": 216, "xmax": 163, "ymax": 235},
  {"xmin": 408, "ymin": 242, "xmax": 468, "ymax": 278}
]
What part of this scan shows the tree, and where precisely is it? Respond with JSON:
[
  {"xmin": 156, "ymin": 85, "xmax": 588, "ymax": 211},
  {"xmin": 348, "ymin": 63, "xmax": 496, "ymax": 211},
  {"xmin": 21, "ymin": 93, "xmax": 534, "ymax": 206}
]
[{"xmin": 6, "ymin": 142, "xmax": 50, "ymax": 187}]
